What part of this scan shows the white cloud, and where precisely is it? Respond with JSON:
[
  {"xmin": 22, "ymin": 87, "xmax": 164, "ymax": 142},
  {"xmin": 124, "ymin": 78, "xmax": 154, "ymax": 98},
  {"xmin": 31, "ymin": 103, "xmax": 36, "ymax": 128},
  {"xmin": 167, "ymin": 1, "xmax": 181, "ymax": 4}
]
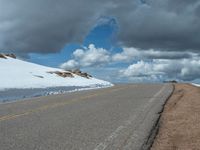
[
  {"xmin": 60, "ymin": 44, "xmax": 111, "ymax": 70},
  {"xmin": 60, "ymin": 44, "xmax": 200, "ymax": 82},
  {"xmin": 112, "ymin": 47, "xmax": 140, "ymax": 62},
  {"xmin": 120, "ymin": 61, "xmax": 154, "ymax": 76},
  {"xmin": 60, "ymin": 60, "xmax": 79, "ymax": 70},
  {"xmin": 119, "ymin": 60, "xmax": 164, "ymax": 82},
  {"xmin": 119, "ymin": 58, "xmax": 200, "ymax": 82}
]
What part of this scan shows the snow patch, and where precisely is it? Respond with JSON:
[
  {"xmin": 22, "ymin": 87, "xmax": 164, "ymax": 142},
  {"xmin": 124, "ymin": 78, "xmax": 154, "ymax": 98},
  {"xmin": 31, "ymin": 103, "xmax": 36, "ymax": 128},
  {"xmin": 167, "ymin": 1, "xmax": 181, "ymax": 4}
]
[{"xmin": 192, "ymin": 83, "xmax": 200, "ymax": 87}]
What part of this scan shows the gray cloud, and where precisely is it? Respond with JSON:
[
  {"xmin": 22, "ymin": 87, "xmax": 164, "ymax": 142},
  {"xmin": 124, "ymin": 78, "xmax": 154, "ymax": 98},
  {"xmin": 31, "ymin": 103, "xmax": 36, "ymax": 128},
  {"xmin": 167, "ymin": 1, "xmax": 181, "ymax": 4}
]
[
  {"xmin": 112, "ymin": 47, "xmax": 194, "ymax": 62},
  {"xmin": 1, "ymin": 0, "xmax": 200, "ymax": 56},
  {"xmin": 0, "ymin": 0, "xmax": 110, "ymax": 55},
  {"xmin": 114, "ymin": 0, "xmax": 200, "ymax": 52}
]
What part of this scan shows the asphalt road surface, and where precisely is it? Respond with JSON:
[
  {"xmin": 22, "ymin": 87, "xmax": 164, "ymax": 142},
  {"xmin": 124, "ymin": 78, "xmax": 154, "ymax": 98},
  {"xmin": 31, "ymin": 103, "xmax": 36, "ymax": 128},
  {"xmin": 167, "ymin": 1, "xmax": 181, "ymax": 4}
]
[{"xmin": 0, "ymin": 84, "xmax": 173, "ymax": 150}]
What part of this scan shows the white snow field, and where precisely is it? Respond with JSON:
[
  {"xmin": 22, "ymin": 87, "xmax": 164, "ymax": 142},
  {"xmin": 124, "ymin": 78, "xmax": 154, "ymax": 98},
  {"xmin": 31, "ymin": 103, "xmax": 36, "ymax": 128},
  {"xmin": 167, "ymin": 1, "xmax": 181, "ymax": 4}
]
[
  {"xmin": 0, "ymin": 55, "xmax": 113, "ymax": 102},
  {"xmin": 0, "ymin": 56, "xmax": 112, "ymax": 90},
  {"xmin": 192, "ymin": 83, "xmax": 200, "ymax": 87}
]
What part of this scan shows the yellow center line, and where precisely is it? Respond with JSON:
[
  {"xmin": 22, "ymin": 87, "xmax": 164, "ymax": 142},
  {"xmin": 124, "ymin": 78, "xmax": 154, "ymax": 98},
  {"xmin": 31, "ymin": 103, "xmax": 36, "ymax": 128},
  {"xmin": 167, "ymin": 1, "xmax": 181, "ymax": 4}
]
[{"xmin": 0, "ymin": 86, "xmax": 128, "ymax": 122}]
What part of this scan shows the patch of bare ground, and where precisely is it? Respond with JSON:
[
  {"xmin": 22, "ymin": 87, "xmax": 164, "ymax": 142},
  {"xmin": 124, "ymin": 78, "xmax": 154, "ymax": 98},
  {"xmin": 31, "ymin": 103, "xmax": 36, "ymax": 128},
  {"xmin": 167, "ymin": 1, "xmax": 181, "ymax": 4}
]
[{"xmin": 151, "ymin": 84, "xmax": 200, "ymax": 150}]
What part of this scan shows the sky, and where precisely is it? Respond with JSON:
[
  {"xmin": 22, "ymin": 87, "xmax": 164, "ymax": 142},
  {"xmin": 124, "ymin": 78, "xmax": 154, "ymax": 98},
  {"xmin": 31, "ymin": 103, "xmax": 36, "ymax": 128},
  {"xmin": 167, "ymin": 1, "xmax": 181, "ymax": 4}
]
[{"xmin": 0, "ymin": 0, "xmax": 200, "ymax": 83}]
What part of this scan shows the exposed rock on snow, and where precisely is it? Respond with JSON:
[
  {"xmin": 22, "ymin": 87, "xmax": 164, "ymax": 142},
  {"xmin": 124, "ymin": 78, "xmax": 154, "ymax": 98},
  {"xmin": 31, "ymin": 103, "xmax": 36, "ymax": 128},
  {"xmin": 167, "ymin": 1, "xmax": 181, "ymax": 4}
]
[
  {"xmin": 47, "ymin": 71, "xmax": 74, "ymax": 78},
  {"xmin": 70, "ymin": 69, "xmax": 92, "ymax": 79},
  {"xmin": 47, "ymin": 69, "xmax": 93, "ymax": 79},
  {"xmin": 5, "ymin": 53, "xmax": 16, "ymax": 59},
  {"xmin": 0, "ymin": 54, "xmax": 7, "ymax": 59},
  {"xmin": 0, "ymin": 53, "xmax": 16, "ymax": 59}
]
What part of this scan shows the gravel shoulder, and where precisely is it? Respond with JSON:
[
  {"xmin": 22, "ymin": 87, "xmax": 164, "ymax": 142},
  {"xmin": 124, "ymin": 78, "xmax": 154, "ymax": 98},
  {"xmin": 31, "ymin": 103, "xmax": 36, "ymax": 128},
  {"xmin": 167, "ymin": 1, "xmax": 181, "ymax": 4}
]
[{"xmin": 151, "ymin": 84, "xmax": 200, "ymax": 150}]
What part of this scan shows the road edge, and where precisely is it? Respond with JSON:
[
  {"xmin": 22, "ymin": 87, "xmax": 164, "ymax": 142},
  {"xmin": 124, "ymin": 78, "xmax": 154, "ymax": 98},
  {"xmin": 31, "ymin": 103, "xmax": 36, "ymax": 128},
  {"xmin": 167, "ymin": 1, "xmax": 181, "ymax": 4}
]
[{"xmin": 142, "ymin": 83, "xmax": 175, "ymax": 150}]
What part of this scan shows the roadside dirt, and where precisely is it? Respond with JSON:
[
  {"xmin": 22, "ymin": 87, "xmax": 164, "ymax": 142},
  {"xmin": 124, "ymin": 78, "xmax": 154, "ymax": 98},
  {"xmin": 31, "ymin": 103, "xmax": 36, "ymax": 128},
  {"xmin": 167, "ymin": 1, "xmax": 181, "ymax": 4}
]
[{"xmin": 151, "ymin": 84, "xmax": 200, "ymax": 150}]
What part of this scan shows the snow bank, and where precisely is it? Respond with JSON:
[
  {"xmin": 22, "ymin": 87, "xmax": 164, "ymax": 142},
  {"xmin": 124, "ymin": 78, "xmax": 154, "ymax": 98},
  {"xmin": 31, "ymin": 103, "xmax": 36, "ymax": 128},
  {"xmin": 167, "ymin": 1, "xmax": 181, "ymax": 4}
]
[
  {"xmin": 192, "ymin": 83, "xmax": 200, "ymax": 87},
  {"xmin": 0, "ymin": 85, "xmax": 112, "ymax": 103},
  {"xmin": 0, "ymin": 56, "xmax": 113, "ymax": 102},
  {"xmin": 0, "ymin": 57, "xmax": 113, "ymax": 90}
]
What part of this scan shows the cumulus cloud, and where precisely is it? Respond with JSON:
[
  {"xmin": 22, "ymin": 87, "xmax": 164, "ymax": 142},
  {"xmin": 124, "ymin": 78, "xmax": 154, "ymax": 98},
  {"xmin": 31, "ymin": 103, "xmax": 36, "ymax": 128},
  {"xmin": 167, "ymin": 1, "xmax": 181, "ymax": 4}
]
[
  {"xmin": 60, "ymin": 60, "xmax": 79, "ymax": 70},
  {"xmin": 119, "ymin": 58, "xmax": 200, "ymax": 82},
  {"xmin": 60, "ymin": 44, "xmax": 200, "ymax": 82},
  {"xmin": 60, "ymin": 44, "xmax": 110, "ymax": 70},
  {"xmin": 1, "ymin": 0, "xmax": 200, "ymax": 55},
  {"xmin": 119, "ymin": 60, "xmax": 164, "ymax": 82}
]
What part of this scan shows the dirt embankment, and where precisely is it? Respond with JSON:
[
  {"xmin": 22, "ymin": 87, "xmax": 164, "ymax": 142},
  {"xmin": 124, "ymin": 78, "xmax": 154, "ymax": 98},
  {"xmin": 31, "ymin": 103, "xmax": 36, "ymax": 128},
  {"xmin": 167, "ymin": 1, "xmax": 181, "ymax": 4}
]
[{"xmin": 151, "ymin": 84, "xmax": 200, "ymax": 150}]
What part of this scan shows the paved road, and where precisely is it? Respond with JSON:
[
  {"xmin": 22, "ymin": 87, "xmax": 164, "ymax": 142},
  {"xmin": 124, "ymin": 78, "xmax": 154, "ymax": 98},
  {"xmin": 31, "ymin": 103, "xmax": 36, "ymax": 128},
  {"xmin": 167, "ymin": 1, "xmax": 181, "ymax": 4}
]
[{"xmin": 0, "ymin": 84, "xmax": 173, "ymax": 150}]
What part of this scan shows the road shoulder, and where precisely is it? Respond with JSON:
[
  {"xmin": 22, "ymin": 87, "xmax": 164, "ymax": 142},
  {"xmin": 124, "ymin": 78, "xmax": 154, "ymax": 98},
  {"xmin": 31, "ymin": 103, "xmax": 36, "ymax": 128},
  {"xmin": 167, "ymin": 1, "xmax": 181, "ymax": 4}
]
[{"xmin": 151, "ymin": 84, "xmax": 200, "ymax": 150}]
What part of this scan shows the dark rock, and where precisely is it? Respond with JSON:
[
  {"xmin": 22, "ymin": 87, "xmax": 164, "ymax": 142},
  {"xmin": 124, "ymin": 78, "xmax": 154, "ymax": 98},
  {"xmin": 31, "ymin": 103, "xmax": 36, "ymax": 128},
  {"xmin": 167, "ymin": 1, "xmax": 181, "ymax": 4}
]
[
  {"xmin": 5, "ymin": 54, "xmax": 16, "ymax": 59},
  {"xmin": 47, "ymin": 71, "xmax": 74, "ymax": 78},
  {"xmin": 0, "ymin": 54, "xmax": 7, "ymax": 59},
  {"xmin": 70, "ymin": 69, "xmax": 92, "ymax": 79}
]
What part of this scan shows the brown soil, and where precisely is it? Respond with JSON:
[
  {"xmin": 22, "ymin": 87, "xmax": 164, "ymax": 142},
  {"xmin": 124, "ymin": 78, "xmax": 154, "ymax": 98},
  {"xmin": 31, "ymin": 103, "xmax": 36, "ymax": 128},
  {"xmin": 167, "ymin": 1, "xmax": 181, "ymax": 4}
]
[{"xmin": 151, "ymin": 84, "xmax": 200, "ymax": 150}]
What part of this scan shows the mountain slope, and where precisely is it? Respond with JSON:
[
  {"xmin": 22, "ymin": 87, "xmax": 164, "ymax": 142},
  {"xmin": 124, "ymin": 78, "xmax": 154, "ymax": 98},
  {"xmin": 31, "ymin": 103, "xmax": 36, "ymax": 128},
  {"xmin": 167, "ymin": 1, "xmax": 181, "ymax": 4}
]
[{"xmin": 0, "ymin": 55, "xmax": 112, "ymax": 91}]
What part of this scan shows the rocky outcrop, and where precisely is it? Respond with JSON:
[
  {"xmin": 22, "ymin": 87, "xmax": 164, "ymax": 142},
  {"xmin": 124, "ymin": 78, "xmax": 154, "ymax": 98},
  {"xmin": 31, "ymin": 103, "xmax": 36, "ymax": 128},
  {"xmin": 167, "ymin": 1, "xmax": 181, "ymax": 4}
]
[
  {"xmin": 47, "ymin": 71, "xmax": 74, "ymax": 78},
  {"xmin": 0, "ymin": 54, "xmax": 7, "ymax": 59},
  {"xmin": 48, "ymin": 69, "xmax": 92, "ymax": 79},
  {"xmin": 5, "ymin": 54, "xmax": 16, "ymax": 59},
  {"xmin": 70, "ymin": 69, "xmax": 92, "ymax": 79},
  {"xmin": 0, "ymin": 53, "xmax": 16, "ymax": 59}
]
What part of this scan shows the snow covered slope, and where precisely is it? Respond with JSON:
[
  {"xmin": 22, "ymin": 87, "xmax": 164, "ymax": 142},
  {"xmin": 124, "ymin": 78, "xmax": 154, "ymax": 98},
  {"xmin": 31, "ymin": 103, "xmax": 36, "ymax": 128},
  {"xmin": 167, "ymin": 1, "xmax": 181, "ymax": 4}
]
[
  {"xmin": 192, "ymin": 83, "xmax": 200, "ymax": 87},
  {"xmin": 0, "ymin": 56, "xmax": 112, "ymax": 91}
]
